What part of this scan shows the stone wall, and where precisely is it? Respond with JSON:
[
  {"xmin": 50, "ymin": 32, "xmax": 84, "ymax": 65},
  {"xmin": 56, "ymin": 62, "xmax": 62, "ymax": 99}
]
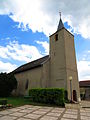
[
  {"xmin": 64, "ymin": 29, "xmax": 80, "ymax": 101},
  {"xmin": 15, "ymin": 66, "xmax": 43, "ymax": 96},
  {"xmin": 50, "ymin": 29, "xmax": 67, "ymax": 88}
]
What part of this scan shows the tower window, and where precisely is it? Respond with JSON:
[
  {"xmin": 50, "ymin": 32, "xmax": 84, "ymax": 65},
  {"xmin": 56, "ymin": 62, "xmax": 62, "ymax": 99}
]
[
  {"xmin": 55, "ymin": 34, "xmax": 58, "ymax": 41},
  {"xmin": 25, "ymin": 79, "xmax": 28, "ymax": 90}
]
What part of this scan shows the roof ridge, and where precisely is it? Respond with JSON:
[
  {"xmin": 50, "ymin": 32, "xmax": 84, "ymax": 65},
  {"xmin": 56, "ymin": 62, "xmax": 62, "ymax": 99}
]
[
  {"xmin": 13, "ymin": 55, "xmax": 49, "ymax": 74},
  {"xmin": 20, "ymin": 55, "xmax": 49, "ymax": 67}
]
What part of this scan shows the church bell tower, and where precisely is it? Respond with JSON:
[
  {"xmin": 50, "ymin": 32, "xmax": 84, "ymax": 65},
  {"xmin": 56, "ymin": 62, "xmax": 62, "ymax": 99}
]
[{"xmin": 49, "ymin": 14, "xmax": 80, "ymax": 101}]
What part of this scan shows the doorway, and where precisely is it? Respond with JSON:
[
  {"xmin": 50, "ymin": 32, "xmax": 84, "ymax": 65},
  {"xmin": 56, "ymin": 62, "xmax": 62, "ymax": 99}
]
[{"xmin": 73, "ymin": 90, "xmax": 77, "ymax": 101}]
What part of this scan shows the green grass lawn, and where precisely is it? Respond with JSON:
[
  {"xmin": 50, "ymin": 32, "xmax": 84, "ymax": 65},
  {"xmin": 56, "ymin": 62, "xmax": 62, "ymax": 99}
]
[
  {"xmin": 7, "ymin": 97, "xmax": 31, "ymax": 107},
  {"xmin": 0, "ymin": 97, "xmax": 62, "ymax": 107},
  {"xmin": 0, "ymin": 97, "xmax": 31, "ymax": 107}
]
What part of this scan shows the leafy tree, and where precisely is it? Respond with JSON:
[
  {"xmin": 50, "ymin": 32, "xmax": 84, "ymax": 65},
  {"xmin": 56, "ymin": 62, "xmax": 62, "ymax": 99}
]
[{"xmin": 0, "ymin": 73, "xmax": 17, "ymax": 97}]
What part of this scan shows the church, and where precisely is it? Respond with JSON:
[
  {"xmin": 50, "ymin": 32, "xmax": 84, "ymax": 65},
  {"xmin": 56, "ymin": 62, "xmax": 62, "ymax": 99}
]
[{"xmin": 13, "ymin": 15, "xmax": 80, "ymax": 101}]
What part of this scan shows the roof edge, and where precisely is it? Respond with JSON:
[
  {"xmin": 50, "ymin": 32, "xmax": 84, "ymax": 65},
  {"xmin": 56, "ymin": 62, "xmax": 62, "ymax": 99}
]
[
  {"xmin": 13, "ymin": 55, "xmax": 49, "ymax": 74},
  {"xmin": 49, "ymin": 27, "xmax": 74, "ymax": 37}
]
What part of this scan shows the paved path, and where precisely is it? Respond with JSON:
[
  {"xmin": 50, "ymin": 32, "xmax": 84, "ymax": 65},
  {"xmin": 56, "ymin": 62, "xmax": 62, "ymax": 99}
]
[
  {"xmin": 0, "ymin": 105, "xmax": 90, "ymax": 120},
  {"xmin": 81, "ymin": 101, "xmax": 90, "ymax": 108}
]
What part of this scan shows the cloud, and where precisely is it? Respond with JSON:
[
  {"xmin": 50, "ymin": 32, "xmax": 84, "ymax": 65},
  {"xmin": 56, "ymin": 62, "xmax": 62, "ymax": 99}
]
[
  {"xmin": 36, "ymin": 41, "xmax": 49, "ymax": 54},
  {"xmin": 0, "ymin": 0, "xmax": 56, "ymax": 36},
  {"xmin": 0, "ymin": 61, "xmax": 17, "ymax": 73},
  {"xmin": 0, "ymin": 41, "xmax": 43, "ymax": 63},
  {"xmin": 77, "ymin": 60, "xmax": 90, "ymax": 80},
  {"xmin": 0, "ymin": 0, "xmax": 90, "ymax": 78},
  {"xmin": 0, "ymin": 40, "xmax": 50, "ymax": 73},
  {"xmin": 78, "ymin": 50, "xmax": 90, "ymax": 62},
  {"xmin": 0, "ymin": 0, "xmax": 90, "ymax": 38},
  {"xmin": 77, "ymin": 50, "xmax": 90, "ymax": 80},
  {"xmin": 1, "ymin": 37, "xmax": 10, "ymax": 41}
]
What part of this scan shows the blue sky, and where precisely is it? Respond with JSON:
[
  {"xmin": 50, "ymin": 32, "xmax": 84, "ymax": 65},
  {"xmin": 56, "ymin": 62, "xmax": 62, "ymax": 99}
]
[{"xmin": 0, "ymin": 0, "xmax": 90, "ymax": 81}]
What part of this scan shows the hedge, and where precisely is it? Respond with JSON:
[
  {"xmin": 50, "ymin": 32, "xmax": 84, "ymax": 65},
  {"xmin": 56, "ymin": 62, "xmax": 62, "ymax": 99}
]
[
  {"xmin": 0, "ymin": 99, "xmax": 7, "ymax": 105},
  {"xmin": 29, "ymin": 88, "xmax": 66, "ymax": 106}
]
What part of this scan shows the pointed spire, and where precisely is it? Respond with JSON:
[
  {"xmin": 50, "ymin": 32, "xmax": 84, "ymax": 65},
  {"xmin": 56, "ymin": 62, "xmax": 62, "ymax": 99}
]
[
  {"xmin": 59, "ymin": 11, "xmax": 61, "ymax": 19},
  {"xmin": 57, "ymin": 12, "xmax": 64, "ymax": 31}
]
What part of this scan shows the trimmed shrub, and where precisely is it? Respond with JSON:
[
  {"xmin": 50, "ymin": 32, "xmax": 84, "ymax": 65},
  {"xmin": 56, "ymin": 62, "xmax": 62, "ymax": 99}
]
[
  {"xmin": 64, "ymin": 90, "xmax": 68, "ymax": 102},
  {"xmin": 0, "ymin": 99, "xmax": 7, "ymax": 105},
  {"xmin": 29, "ymin": 88, "xmax": 65, "ymax": 106}
]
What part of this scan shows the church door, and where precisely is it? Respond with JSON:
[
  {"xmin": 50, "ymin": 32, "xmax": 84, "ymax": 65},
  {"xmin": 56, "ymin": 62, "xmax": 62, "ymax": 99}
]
[{"xmin": 73, "ymin": 90, "xmax": 77, "ymax": 101}]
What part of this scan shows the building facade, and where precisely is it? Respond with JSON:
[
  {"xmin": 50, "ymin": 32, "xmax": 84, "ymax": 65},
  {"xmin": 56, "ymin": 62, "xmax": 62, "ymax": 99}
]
[
  {"xmin": 13, "ymin": 17, "xmax": 80, "ymax": 101},
  {"xmin": 79, "ymin": 80, "xmax": 90, "ymax": 100}
]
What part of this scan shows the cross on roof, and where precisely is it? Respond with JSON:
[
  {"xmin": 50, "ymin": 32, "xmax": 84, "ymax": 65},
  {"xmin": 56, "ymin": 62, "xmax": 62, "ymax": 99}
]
[
  {"xmin": 59, "ymin": 11, "xmax": 61, "ymax": 19},
  {"xmin": 57, "ymin": 11, "xmax": 64, "ymax": 30}
]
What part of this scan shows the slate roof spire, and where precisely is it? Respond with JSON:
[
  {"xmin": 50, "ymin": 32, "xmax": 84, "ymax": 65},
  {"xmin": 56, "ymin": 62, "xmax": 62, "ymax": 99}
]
[{"xmin": 57, "ymin": 12, "xmax": 64, "ymax": 30}]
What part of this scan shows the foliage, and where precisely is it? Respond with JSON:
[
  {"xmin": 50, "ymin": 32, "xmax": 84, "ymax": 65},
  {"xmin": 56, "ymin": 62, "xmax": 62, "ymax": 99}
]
[
  {"xmin": 0, "ymin": 97, "xmax": 29, "ymax": 107},
  {"xmin": 64, "ymin": 90, "xmax": 68, "ymax": 102},
  {"xmin": 29, "ymin": 88, "xmax": 65, "ymax": 106},
  {"xmin": 0, "ymin": 97, "xmax": 56, "ymax": 107},
  {"xmin": 0, "ymin": 73, "xmax": 17, "ymax": 97},
  {"xmin": 0, "ymin": 99, "xmax": 7, "ymax": 105}
]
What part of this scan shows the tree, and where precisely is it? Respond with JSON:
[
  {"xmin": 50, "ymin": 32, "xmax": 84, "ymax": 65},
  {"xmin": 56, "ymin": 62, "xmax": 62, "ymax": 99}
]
[{"xmin": 0, "ymin": 73, "xmax": 17, "ymax": 97}]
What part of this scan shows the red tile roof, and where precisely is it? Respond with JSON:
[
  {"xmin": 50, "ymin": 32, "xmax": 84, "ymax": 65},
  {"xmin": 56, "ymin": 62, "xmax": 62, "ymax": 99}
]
[{"xmin": 79, "ymin": 80, "xmax": 90, "ymax": 87}]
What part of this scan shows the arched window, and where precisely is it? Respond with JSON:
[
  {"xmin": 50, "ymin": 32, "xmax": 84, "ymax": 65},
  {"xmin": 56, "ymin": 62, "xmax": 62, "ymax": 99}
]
[
  {"xmin": 55, "ymin": 34, "xmax": 58, "ymax": 41},
  {"xmin": 25, "ymin": 79, "xmax": 28, "ymax": 90}
]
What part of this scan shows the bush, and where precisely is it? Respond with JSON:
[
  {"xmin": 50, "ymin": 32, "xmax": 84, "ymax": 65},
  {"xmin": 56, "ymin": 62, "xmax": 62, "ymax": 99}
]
[
  {"xmin": 0, "ymin": 73, "xmax": 17, "ymax": 97},
  {"xmin": 64, "ymin": 90, "xmax": 68, "ymax": 102},
  {"xmin": 29, "ymin": 88, "xmax": 65, "ymax": 106},
  {"xmin": 0, "ymin": 99, "xmax": 7, "ymax": 105}
]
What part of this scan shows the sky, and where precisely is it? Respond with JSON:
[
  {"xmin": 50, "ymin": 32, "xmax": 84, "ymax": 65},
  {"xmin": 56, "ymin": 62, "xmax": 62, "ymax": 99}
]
[{"xmin": 0, "ymin": 0, "xmax": 90, "ymax": 81}]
